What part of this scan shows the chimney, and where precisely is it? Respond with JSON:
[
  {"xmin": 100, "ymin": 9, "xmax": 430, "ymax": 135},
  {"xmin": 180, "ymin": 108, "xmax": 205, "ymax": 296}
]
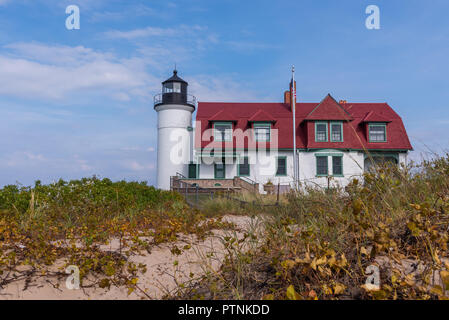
[
  {"xmin": 284, "ymin": 90, "xmax": 291, "ymax": 105},
  {"xmin": 290, "ymin": 80, "xmax": 296, "ymax": 108},
  {"xmin": 339, "ymin": 100, "xmax": 347, "ymax": 105}
]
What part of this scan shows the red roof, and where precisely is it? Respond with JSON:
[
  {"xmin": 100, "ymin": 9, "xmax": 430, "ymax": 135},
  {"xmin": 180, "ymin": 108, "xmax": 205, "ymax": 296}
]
[
  {"xmin": 248, "ymin": 109, "xmax": 276, "ymax": 123},
  {"xmin": 304, "ymin": 94, "xmax": 353, "ymax": 121},
  {"xmin": 195, "ymin": 94, "xmax": 412, "ymax": 151},
  {"xmin": 208, "ymin": 109, "xmax": 237, "ymax": 122},
  {"xmin": 362, "ymin": 111, "xmax": 392, "ymax": 123}
]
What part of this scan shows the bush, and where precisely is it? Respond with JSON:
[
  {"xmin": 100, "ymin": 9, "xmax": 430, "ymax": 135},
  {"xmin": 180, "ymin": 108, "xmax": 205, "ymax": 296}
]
[
  {"xmin": 176, "ymin": 154, "xmax": 449, "ymax": 300},
  {"xmin": 0, "ymin": 177, "xmax": 229, "ymax": 295}
]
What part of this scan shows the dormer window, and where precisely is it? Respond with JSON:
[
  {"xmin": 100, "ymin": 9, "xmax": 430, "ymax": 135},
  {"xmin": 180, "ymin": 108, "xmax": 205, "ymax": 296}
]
[
  {"xmin": 214, "ymin": 122, "xmax": 232, "ymax": 142},
  {"xmin": 315, "ymin": 122, "xmax": 328, "ymax": 142},
  {"xmin": 330, "ymin": 122, "xmax": 343, "ymax": 142},
  {"xmin": 369, "ymin": 123, "xmax": 387, "ymax": 142},
  {"xmin": 254, "ymin": 123, "xmax": 271, "ymax": 142},
  {"xmin": 315, "ymin": 121, "xmax": 343, "ymax": 142}
]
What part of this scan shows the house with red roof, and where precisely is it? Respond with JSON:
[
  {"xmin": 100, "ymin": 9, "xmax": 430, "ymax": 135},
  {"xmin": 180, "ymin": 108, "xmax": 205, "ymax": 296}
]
[
  {"xmin": 154, "ymin": 70, "xmax": 412, "ymax": 192},
  {"xmin": 190, "ymin": 85, "xmax": 411, "ymax": 193}
]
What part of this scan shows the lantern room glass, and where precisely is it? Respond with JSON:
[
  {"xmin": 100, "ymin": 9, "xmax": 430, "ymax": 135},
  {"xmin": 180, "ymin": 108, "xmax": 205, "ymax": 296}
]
[{"xmin": 163, "ymin": 82, "xmax": 181, "ymax": 93}]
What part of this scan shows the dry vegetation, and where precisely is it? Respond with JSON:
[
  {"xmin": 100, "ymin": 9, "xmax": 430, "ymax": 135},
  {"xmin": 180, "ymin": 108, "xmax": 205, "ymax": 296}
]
[
  {"xmin": 0, "ymin": 178, "xmax": 232, "ymax": 296},
  {"xmin": 171, "ymin": 154, "xmax": 449, "ymax": 300},
  {"xmin": 1, "ymin": 154, "xmax": 448, "ymax": 300}
]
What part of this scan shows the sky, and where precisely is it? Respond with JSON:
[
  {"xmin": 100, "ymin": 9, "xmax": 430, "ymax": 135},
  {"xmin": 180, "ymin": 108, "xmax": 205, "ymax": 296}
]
[{"xmin": 0, "ymin": 0, "xmax": 448, "ymax": 187}]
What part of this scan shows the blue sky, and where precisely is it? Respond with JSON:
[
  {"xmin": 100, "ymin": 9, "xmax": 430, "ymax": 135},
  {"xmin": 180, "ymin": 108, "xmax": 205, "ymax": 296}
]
[{"xmin": 0, "ymin": 0, "xmax": 448, "ymax": 187}]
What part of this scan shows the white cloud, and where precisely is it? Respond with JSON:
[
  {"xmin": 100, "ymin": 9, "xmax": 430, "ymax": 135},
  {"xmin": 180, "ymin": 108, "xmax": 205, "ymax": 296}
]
[
  {"xmin": 102, "ymin": 24, "xmax": 219, "ymax": 67},
  {"xmin": 23, "ymin": 152, "xmax": 46, "ymax": 161},
  {"xmin": 0, "ymin": 20, "xmax": 271, "ymax": 104},
  {"xmin": 3, "ymin": 151, "xmax": 93, "ymax": 172},
  {"xmin": 105, "ymin": 26, "xmax": 178, "ymax": 40},
  {"xmin": 65, "ymin": 155, "xmax": 94, "ymax": 172},
  {"xmin": 0, "ymin": 39, "xmax": 261, "ymax": 104},
  {"xmin": 225, "ymin": 41, "xmax": 278, "ymax": 52},
  {"xmin": 0, "ymin": 43, "xmax": 156, "ymax": 102},
  {"xmin": 123, "ymin": 160, "xmax": 155, "ymax": 171},
  {"xmin": 4, "ymin": 43, "xmax": 115, "ymax": 66},
  {"xmin": 89, "ymin": 4, "xmax": 157, "ymax": 22},
  {"xmin": 188, "ymin": 75, "xmax": 262, "ymax": 102},
  {"xmin": 104, "ymin": 25, "xmax": 207, "ymax": 40},
  {"xmin": 76, "ymin": 159, "xmax": 92, "ymax": 171},
  {"xmin": 4, "ymin": 152, "xmax": 46, "ymax": 167},
  {"xmin": 120, "ymin": 146, "xmax": 155, "ymax": 152}
]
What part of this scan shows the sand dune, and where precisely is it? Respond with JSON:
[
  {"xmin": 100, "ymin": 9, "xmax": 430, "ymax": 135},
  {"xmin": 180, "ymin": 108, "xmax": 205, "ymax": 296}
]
[{"xmin": 0, "ymin": 215, "xmax": 261, "ymax": 300}]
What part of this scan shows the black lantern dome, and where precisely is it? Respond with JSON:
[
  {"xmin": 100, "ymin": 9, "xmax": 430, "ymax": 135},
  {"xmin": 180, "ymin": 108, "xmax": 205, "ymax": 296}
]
[{"xmin": 154, "ymin": 70, "xmax": 196, "ymax": 109}]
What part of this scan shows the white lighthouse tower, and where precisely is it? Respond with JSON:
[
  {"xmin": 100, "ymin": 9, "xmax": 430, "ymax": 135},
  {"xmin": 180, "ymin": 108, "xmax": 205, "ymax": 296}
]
[{"xmin": 154, "ymin": 70, "xmax": 196, "ymax": 190}]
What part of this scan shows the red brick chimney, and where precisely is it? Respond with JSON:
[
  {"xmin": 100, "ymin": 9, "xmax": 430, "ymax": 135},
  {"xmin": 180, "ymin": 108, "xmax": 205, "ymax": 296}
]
[
  {"xmin": 284, "ymin": 82, "xmax": 297, "ymax": 107},
  {"xmin": 284, "ymin": 90, "xmax": 291, "ymax": 105}
]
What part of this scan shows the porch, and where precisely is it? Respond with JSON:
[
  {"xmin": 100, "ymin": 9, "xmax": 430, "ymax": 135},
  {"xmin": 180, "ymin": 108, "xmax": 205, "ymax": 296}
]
[{"xmin": 170, "ymin": 174, "xmax": 260, "ymax": 194}]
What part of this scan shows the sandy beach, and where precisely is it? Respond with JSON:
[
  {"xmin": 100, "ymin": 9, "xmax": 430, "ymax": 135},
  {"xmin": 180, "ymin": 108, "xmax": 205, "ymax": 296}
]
[{"xmin": 0, "ymin": 215, "xmax": 262, "ymax": 300}]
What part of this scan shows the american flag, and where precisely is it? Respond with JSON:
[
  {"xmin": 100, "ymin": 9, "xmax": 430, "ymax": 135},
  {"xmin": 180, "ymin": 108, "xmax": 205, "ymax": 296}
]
[{"xmin": 293, "ymin": 82, "xmax": 296, "ymax": 100}]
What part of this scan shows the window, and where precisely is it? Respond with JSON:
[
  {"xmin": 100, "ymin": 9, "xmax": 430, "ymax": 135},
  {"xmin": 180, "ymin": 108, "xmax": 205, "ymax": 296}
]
[
  {"xmin": 173, "ymin": 82, "xmax": 181, "ymax": 93},
  {"xmin": 364, "ymin": 154, "xmax": 398, "ymax": 173},
  {"xmin": 332, "ymin": 156, "xmax": 343, "ymax": 176},
  {"xmin": 316, "ymin": 154, "xmax": 343, "ymax": 177},
  {"xmin": 163, "ymin": 82, "xmax": 181, "ymax": 93},
  {"xmin": 254, "ymin": 123, "xmax": 271, "ymax": 142},
  {"xmin": 369, "ymin": 124, "xmax": 387, "ymax": 142},
  {"xmin": 214, "ymin": 163, "xmax": 226, "ymax": 179},
  {"xmin": 188, "ymin": 163, "xmax": 198, "ymax": 179},
  {"xmin": 330, "ymin": 122, "xmax": 343, "ymax": 142},
  {"xmin": 316, "ymin": 156, "xmax": 328, "ymax": 176},
  {"xmin": 214, "ymin": 122, "xmax": 232, "ymax": 142},
  {"xmin": 238, "ymin": 157, "xmax": 250, "ymax": 176},
  {"xmin": 315, "ymin": 122, "xmax": 328, "ymax": 142},
  {"xmin": 276, "ymin": 157, "xmax": 287, "ymax": 176},
  {"xmin": 163, "ymin": 83, "xmax": 172, "ymax": 93}
]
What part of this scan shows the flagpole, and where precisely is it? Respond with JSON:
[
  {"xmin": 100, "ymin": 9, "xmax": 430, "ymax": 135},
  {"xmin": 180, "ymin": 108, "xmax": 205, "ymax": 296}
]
[{"xmin": 292, "ymin": 66, "xmax": 297, "ymax": 189}]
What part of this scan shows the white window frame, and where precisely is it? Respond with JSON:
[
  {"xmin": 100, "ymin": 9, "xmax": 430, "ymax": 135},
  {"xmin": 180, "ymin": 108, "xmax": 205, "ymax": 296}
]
[
  {"xmin": 253, "ymin": 123, "xmax": 271, "ymax": 142},
  {"xmin": 368, "ymin": 123, "xmax": 387, "ymax": 143},
  {"xmin": 214, "ymin": 122, "xmax": 233, "ymax": 142},
  {"xmin": 330, "ymin": 122, "xmax": 343, "ymax": 142},
  {"xmin": 315, "ymin": 121, "xmax": 328, "ymax": 142}
]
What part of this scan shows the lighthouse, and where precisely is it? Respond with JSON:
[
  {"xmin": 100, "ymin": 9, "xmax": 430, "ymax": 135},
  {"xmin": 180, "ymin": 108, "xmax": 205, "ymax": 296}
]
[{"xmin": 154, "ymin": 70, "xmax": 196, "ymax": 190}]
